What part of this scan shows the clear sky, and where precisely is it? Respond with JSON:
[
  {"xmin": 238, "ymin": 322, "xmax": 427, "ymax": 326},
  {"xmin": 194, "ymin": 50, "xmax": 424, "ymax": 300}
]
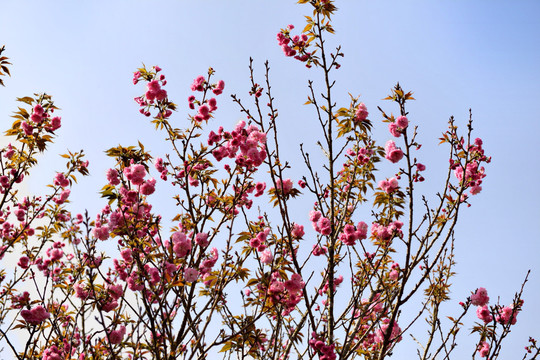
[{"xmin": 1, "ymin": 1, "xmax": 539, "ymax": 358}]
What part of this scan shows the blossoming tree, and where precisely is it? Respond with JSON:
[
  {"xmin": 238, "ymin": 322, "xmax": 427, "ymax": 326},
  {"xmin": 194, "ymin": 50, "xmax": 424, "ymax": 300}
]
[{"xmin": 0, "ymin": 1, "xmax": 537, "ymax": 360}]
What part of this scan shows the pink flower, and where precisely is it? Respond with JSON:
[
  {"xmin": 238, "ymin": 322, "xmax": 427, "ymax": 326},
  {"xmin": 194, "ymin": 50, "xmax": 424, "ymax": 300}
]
[
  {"xmin": 21, "ymin": 121, "xmax": 33, "ymax": 136},
  {"xmin": 191, "ymin": 76, "xmax": 205, "ymax": 92},
  {"xmin": 21, "ymin": 305, "xmax": 50, "ymax": 325},
  {"xmin": 374, "ymin": 318, "xmax": 402, "ymax": 344},
  {"xmin": 309, "ymin": 210, "xmax": 322, "ymax": 223},
  {"xmin": 54, "ymin": 189, "xmax": 71, "ymax": 204},
  {"xmin": 275, "ymin": 178, "xmax": 293, "ymax": 195},
  {"xmin": 208, "ymin": 98, "xmax": 217, "ymax": 111},
  {"xmin": 106, "ymin": 169, "xmax": 120, "ymax": 185},
  {"xmin": 260, "ymin": 249, "xmax": 273, "ymax": 264},
  {"xmin": 478, "ymin": 341, "xmax": 490, "ymax": 358},
  {"xmin": 356, "ymin": 221, "xmax": 368, "ymax": 240},
  {"xmin": 312, "ymin": 245, "xmax": 327, "ymax": 256},
  {"xmin": 417, "ymin": 163, "xmax": 426, "ymax": 171},
  {"xmin": 54, "ymin": 173, "xmax": 70, "ymax": 188},
  {"xmin": 33, "ymin": 104, "xmax": 44, "ymax": 116},
  {"xmin": 496, "ymin": 306, "xmax": 518, "ymax": 325},
  {"xmin": 42, "ymin": 345, "xmax": 63, "ymax": 360},
  {"xmin": 291, "ymin": 223, "xmax": 304, "ymax": 238},
  {"xmin": 108, "ymin": 325, "xmax": 126, "ymax": 344},
  {"xmin": 388, "ymin": 122, "xmax": 401, "ymax": 137},
  {"xmin": 172, "ymin": 231, "xmax": 191, "ymax": 258},
  {"xmin": 195, "ymin": 232, "xmax": 209, "ymax": 247},
  {"xmin": 355, "ymin": 103, "xmax": 368, "ymax": 122},
  {"xmin": 50, "ymin": 117, "xmax": 61, "ymax": 131},
  {"xmin": 139, "ymin": 178, "xmax": 156, "ymax": 195},
  {"xmin": 317, "ymin": 217, "xmax": 331, "ymax": 235},
  {"xmin": 384, "ymin": 140, "xmax": 404, "ymax": 163},
  {"xmin": 30, "ymin": 113, "xmax": 43, "ymax": 123},
  {"xmin": 471, "ymin": 287, "xmax": 489, "ymax": 306},
  {"xmin": 284, "ymin": 273, "xmax": 304, "ymax": 293},
  {"xmin": 184, "ymin": 268, "xmax": 199, "ymax": 282},
  {"xmin": 92, "ymin": 225, "xmax": 109, "ymax": 241},
  {"xmin": 476, "ymin": 305, "xmax": 493, "ymax": 323},
  {"xmin": 254, "ymin": 182, "xmax": 266, "ymax": 197},
  {"xmin": 18, "ymin": 256, "xmax": 30, "ymax": 269},
  {"xmin": 378, "ymin": 177, "xmax": 399, "ymax": 194},
  {"xmin": 396, "ymin": 115, "xmax": 408, "ymax": 128},
  {"xmin": 213, "ymin": 80, "xmax": 225, "ymax": 95},
  {"xmin": 124, "ymin": 164, "xmax": 146, "ymax": 186}
]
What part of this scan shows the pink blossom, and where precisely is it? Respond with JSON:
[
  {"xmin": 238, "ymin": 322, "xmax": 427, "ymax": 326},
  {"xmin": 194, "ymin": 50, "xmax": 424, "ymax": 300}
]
[
  {"xmin": 384, "ymin": 140, "xmax": 404, "ymax": 163},
  {"xmin": 191, "ymin": 76, "xmax": 205, "ymax": 92},
  {"xmin": 4, "ymin": 144, "xmax": 15, "ymax": 159},
  {"xmin": 417, "ymin": 163, "xmax": 426, "ymax": 171},
  {"xmin": 108, "ymin": 325, "xmax": 126, "ymax": 344},
  {"xmin": 21, "ymin": 305, "xmax": 50, "ymax": 325},
  {"xmin": 42, "ymin": 345, "xmax": 63, "ymax": 360},
  {"xmin": 275, "ymin": 178, "xmax": 293, "ymax": 195},
  {"xmin": 213, "ymin": 80, "xmax": 225, "ymax": 95},
  {"xmin": 33, "ymin": 104, "xmax": 44, "ymax": 116},
  {"xmin": 254, "ymin": 182, "xmax": 266, "ymax": 197},
  {"xmin": 478, "ymin": 341, "xmax": 490, "ymax": 358},
  {"xmin": 120, "ymin": 248, "xmax": 133, "ymax": 263},
  {"xmin": 30, "ymin": 113, "xmax": 43, "ymax": 123},
  {"xmin": 356, "ymin": 221, "xmax": 368, "ymax": 240},
  {"xmin": 184, "ymin": 268, "xmax": 199, "ymax": 282},
  {"xmin": 312, "ymin": 245, "xmax": 327, "ymax": 256},
  {"xmin": 496, "ymin": 305, "xmax": 518, "ymax": 325},
  {"xmin": 18, "ymin": 256, "xmax": 30, "ymax": 269},
  {"xmin": 101, "ymin": 299, "xmax": 118, "ymax": 312},
  {"xmin": 172, "ymin": 231, "xmax": 191, "ymax": 258},
  {"xmin": 284, "ymin": 273, "xmax": 304, "ymax": 293},
  {"xmin": 195, "ymin": 232, "xmax": 209, "ymax": 247},
  {"xmin": 50, "ymin": 116, "xmax": 61, "ymax": 131},
  {"xmin": 54, "ymin": 173, "xmax": 70, "ymax": 188},
  {"xmin": 139, "ymin": 178, "xmax": 156, "ymax": 195},
  {"xmin": 21, "ymin": 121, "xmax": 33, "ymax": 136},
  {"xmin": 208, "ymin": 97, "xmax": 217, "ymax": 111},
  {"xmin": 317, "ymin": 217, "xmax": 331, "ymax": 235},
  {"xmin": 92, "ymin": 225, "xmax": 109, "ymax": 241},
  {"xmin": 396, "ymin": 115, "xmax": 409, "ymax": 128},
  {"xmin": 260, "ymin": 249, "xmax": 273, "ymax": 264},
  {"xmin": 355, "ymin": 103, "xmax": 368, "ymax": 122},
  {"xmin": 106, "ymin": 168, "xmax": 120, "ymax": 185},
  {"xmin": 309, "ymin": 210, "xmax": 322, "ymax": 223},
  {"xmin": 291, "ymin": 223, "xmax": 304, "ymax": 238},
  {"xmin": 123, "ymin": 164, "xmax": 146, "ymax": 186},
  {"xmin": 476, "ymin": 305, "xmax": 493, "ymax": 323},
  {"xmin": 374, "ymin": 318, "xmax": 402, "ymax": 344},
  {"xmin": 471, "ymin": 287, "xmax": 489, "ymax": 306},
  {"xmin": 388, "ymin": 122, "xmax": 401, "ymax": 137},
  {"xmin": 54, "ymin": 189, "xmax": 70, "ymax": 204},
  {"xmin": 378, "ymin": 177, "xmax": 399, "ymax": 194}
]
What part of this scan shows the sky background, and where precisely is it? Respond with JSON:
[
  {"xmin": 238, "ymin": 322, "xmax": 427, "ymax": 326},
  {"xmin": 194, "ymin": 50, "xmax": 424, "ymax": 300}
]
[{"xmin": 1, "ymin": 1, "xmax": 539, "ymax": 358}]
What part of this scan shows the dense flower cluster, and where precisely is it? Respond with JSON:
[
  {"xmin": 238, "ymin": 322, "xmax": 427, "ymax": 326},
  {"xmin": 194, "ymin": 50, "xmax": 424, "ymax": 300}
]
[
  {"xmin": 451, "ymin": 138, "xmax": 490, "ymax": 195},
  {"xmin": 276, "ymin": 24, "xmax": 312, "ymax": 65},
  {"xmin": 210, "ymin": 120, "xmax": 267, "ymax": 169}
]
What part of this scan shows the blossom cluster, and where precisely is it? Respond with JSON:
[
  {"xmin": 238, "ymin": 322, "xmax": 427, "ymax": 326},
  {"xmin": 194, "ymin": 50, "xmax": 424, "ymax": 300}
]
[
  {"xmin": 188, "ymin": 75, "xmax": 224, "ymax": 122},
  {"xmin": 338, "ymin": 221, "xmax": 368, "ymax": 246},
  {"xmin": 22, "ymin": 103, "xmax": 61, "ymax": 136},
  {"xmin": 209, "ymin": 120, "xmax": 267, "ymax": 169},
  {"xmin": 276, "ymin": 24, "xmax": 312, "ymax": 65},
  {"xmin": 452, "ymin": 138, "xmax": 490, "ymax": 195},
  {"xmin": 133, "ymin": 66, "xmax": 172, "ymax": 118}
]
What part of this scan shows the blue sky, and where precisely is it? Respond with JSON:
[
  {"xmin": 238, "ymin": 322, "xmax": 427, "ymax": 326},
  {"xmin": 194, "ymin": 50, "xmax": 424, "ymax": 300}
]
[{"xmin": 1, "ymin": 1, "xmax": 539, "ymax": 357}]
